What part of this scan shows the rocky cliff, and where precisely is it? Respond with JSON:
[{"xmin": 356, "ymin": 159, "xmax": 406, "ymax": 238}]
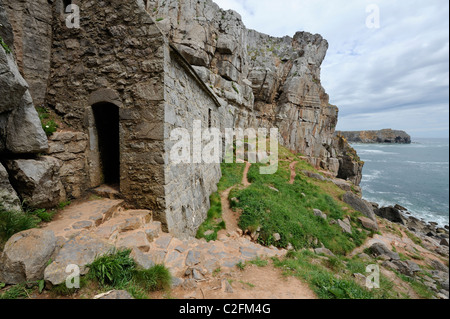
[
  {"xmin": 145, "ymin": 0, "xmax": 360, "ymax": 182},
  {"xmin": 337, "ymin": 129, "xmax": 412, "ymax": 144}
]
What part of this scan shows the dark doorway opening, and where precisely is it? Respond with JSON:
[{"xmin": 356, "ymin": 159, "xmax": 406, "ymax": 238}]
[{"xmin": 92, "ymin": 103, "xmax": 120, "ymax": 186}]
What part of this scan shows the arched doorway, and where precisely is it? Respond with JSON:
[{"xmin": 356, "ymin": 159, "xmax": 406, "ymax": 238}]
[{"xmin": 92, "ymin": 102, "xmax": 120, "ymax": 186}]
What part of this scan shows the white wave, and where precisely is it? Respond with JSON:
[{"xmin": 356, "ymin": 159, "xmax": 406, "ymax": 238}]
[
  {"xmin": 357, "ymin": 150, "xmax": 399, "ymax": 155},
  {"xmin": 405, "ymin": 161, "xmax": 449, "ymax": 166}
]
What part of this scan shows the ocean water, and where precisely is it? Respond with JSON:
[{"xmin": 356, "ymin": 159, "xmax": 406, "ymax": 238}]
[{"xmin": 351, "ymin": 138, "xmax": 449, "ymax": 227}]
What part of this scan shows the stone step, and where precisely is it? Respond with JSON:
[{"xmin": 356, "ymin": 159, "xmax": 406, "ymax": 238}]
[{"xmin": 43, "ymin": 199, "xmax": 124, "ymax": 239}]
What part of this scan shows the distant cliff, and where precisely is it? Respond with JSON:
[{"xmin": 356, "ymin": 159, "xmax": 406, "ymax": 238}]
[{"xmin": 337, "ymin": 129, "xmax": 411, "ymax": 144}]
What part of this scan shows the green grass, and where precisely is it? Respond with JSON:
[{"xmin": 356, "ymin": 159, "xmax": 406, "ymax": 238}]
[
  {"xmin": 36, "ymin": 107, "xmax": 58, "ymax": 136},
  {"xmin": 396, "ymin": 272, "xmax": 435, "ymax": 299},
  {"xmin": 0, "ymin": 284, "xmax": 31, "ymax": 299},
  {"xmin": 231, "ymin": 159, "xmax": 366, "ymax": 254},
  {"xmin": 86, "ymin": 249, "xmax": 172, "ymax": 299},
  {"xmin": 0, "ymin": 205, "xmax": 40, "ymax": 247},
  {"xmin": 273, "ymin": 250, "xmax": 399, "ymax": 299},
  {"xmin": 196, "ymin": 162, "xmax": 245, "ymax": 241},
  {"xmin": 248, "ymin": 256, "xmax": 269, "ymax": 267},
  {"xmin": 405, "ymin": 230, "xmax": 422, "ymax": 246}
]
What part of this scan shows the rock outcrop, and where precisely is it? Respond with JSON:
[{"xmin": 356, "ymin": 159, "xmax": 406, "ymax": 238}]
[
  {"xmin": 146, "ymin": 0, "xmax": 360, "ymax": 181},
  {"xmin": 337, "ymin": 129, "xmax": 412, "ymax": 144},
  {"xmin": 0, "ymin": 162, "xmax": 21, "ymax": 212},
  {"xmin": 0, "ymin": 229, "xmax": 57, "ymax": 284},
  {"xmin": 5, "ymin": 156, "xmax": 65, "ymax": 209}
]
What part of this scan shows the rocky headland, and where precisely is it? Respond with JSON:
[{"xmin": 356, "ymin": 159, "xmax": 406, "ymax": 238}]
[{"xmin": 337, "ymin": 129, "xmax": 412, "ymax": 144}]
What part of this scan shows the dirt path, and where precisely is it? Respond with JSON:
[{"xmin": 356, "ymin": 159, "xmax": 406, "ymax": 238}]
[
  {"xmin": 289, "ymin": 161, "xmax": 298, "ymax": 184},
  {"xmin": 242, "ymin": 161, "xmax": 252, "ymax": 187},
  {"xmin": 219, "ymin": 162, "xmax": 252, "ymax": 236},
  {"xmin": 167, "ymin": 261, "xmax": 317, "ymax": 300}
]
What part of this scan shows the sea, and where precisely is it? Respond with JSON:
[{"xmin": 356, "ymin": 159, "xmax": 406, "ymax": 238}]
[{"xmin": 351, "ymin": 138, "xmax": 449, "ymax": 227}]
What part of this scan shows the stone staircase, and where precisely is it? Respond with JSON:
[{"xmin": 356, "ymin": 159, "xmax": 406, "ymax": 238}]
[{"xmin": 42, "ymin": 198, "xmax": 286, "ymax": 287}]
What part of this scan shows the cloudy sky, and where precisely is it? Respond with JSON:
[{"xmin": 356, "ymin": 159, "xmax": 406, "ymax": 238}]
[{"xmin": 214, "ymin": 0, "xmax": 449, "ymax": 138}]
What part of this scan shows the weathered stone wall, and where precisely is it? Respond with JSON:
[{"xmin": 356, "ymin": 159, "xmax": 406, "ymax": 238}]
[
  {"xmin": 46, "ymin": 0, "xmax": 167, "ymax": 213},
  {"xmin": 163, "ymin": 47, "xmax": 222, "ymax": 237},
  {"xmin": 47, "ymin": 131, "xmax": 89, "ymax": 199},
  {"xmin": 1, "ymin": 0, "xmax": 52, "ymax": 106}
]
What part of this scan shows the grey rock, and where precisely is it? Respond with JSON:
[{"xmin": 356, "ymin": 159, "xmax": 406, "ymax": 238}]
[
  {"xmin": 440, "ymin": 280, "xmax": 449, "ymax": 291},
  {"xmin": 337, "ymin": 219, "xmax": 352, "ymax": 234},
  {"xmin": 302, "ymin": 170, "xmax": 326, "ymax": 181},
  {"xmin": 391, "ymin": 260, "xmax": 416, "ymax": 277},
  {"xmin": 0, "ymin": 39, "xmax": 28, "ymax": 114},
  {"xmin": 430, "ymin": 259, "xmax": 449, "ymax": 273},
  {"xmin": 358, "ymin": 216, "xmax": 379, "ymax": 231},
  {"xmin": 185, "ymin": 250, "xmax": 201, "ymax": 266},
  {"xmin": 369, "ymin": 242, "xmax": 400, "ymax": 261},
  {"xmin": 375, "ymin": 206, "xmax": 406, "ymax": 225},
  {"xmin": 44, "ymin": 235, "xmax": 114, "ymax": 285},
  {"xmin": 4, "ymin": 91, "xmax": 48, "ymax": 154},
  {"xmin": 0, "ymin": 163, "xmax": 22, "ymax": 212},
  {"xmin": 314, "ymin": 247, "xmax": 335, "ymax": 257},
  {"xmin": 223, "ymin": 280, "xmax": 234, "ymax": 293},
  {"xmin": 440, "ymin": 238, "xmax": 449, "ymax": 247},
  {"xmin": 5, "ymin": 156, "xmax": 63, "ymax": 209},
  {"xmin": 343, "ymin": 192, "xmax": 376, "ymax": 222},
  {"xmin": 171, "ymin": 277, "xmax": 184, "ymax": 288},
  {"xmin": 313, "ymin": 209, "xmax": 327, "ymax": 220},
  {"xmin": 0, "ymin": 229, "xmax": 56, "ymax": 284},
  {"xmin": 382, "ymin": 260, "xmax": 399, "ymax": 272}
]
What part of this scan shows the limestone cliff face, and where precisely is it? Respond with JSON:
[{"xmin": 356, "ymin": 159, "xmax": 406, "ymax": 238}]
[
  {"xmin": 145, "ymin": 0, "xmax": 356, "ymax": 179},
  {"xmin": 337, "ymin": 129, "xmax": 412, "ymax": 144}
]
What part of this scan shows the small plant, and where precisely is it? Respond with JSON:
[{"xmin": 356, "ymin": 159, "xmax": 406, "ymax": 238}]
[
  {"xmin": 37, "ymin": 107, "xmax": 58, "ymax": 136},
  {"xmin": 249, "ymin": 257, "xmax": 269, "ymax": 268},
  {"xmin": 0, "ymin": 205, "xmax": 39, "ymax": 245},
  {"xmin": 236, "ymin": 261, "xmax": 246, "ymax": 271},
  {"xmin": 0, "ymin": 36, "xmax": 11, "ymax": 54},
  {"xmin": 87, "ymin": 249, "xmax": 135, "ymax": 287},
  {"xmin": 0, "ymin": 284, "xmax": 30, "ymax": 299},
  {"xmin": 213, "ymin": 268, "xmax": 221, "ymax": 277},
  {"xmin": 132, "ymin": 264, "xmax": 172, "ymax": 292},
  {"xmin": 86, "ymin": 250, "xmax": 172, "ymax": 298},
  {"xmin": 232, "ymin": 83, "xmax": 239, "ymax": 94},
  {"xmin": 156, "ymin": 17, "xmax": 164, "ymax": 22}
]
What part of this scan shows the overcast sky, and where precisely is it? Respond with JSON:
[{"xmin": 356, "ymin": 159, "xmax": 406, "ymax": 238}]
[{"xmin": 214, "ymin": 0, "xmax": 449, "ymax": 138}]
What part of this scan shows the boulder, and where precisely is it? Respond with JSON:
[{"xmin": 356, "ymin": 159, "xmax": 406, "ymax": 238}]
[
  {"xmin": 337, "ymin": 219, "xmax": 352, "ymax": 234},
  {"xmin": 0, "ymin": 163, "xmax": 22, "ymax": 212},
  {"xmin": 5, "ymin": 156, "xmax": 64, "ymax": 208},
  {"xmin": 391, "ymin": 260, "xmax": 420, "ymax": 277},
  {"xmin": 313, "ymin": 209, "xmax": 327, "ymax": 220},
  {"xmin": 44, "ymin": 234, "xmax": 114, "ymax": 286},
  {"xmin": 302, "ymin": 170, "xmax": 326, "ymax": 181},
  {"xmin": 342, "ymin": 191, "xmax": 376, "ymax": 222},
  {"xmin": 375, "ymin": 206, "xmax": 406, "ymax": 225},
  {"xmin": 0, "ymin": 229, "xmax": 56, "ymax": 284},
  {"xmin": 358, "ymin": 216, "xmax": 379, "ymax": 231},
  {"xmin": 0, "ymin": 37, "xmax": 47, "ymax": 154},
  {"xmin": 0, "ymin": 39, "xmax": 28, "ymax": 114},
  {"xmin": 441, "ymin": 238, "xmax": 449, "ymax": 247},
  {"xmin": 314, "ymin": 247, "xmax": 336, "ymax": 257},
  {"xmin": 4, "ymin": 91, "xmax": 48, "ymax": 154},
  {"xmin": 369, "ymin": 242, "xmax": 400, "ymax": 261}
]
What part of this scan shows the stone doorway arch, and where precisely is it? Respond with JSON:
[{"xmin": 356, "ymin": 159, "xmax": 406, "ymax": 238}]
[{"xmin": 87, "ymin": 89, "xmax": 122, "ymax": 189}]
